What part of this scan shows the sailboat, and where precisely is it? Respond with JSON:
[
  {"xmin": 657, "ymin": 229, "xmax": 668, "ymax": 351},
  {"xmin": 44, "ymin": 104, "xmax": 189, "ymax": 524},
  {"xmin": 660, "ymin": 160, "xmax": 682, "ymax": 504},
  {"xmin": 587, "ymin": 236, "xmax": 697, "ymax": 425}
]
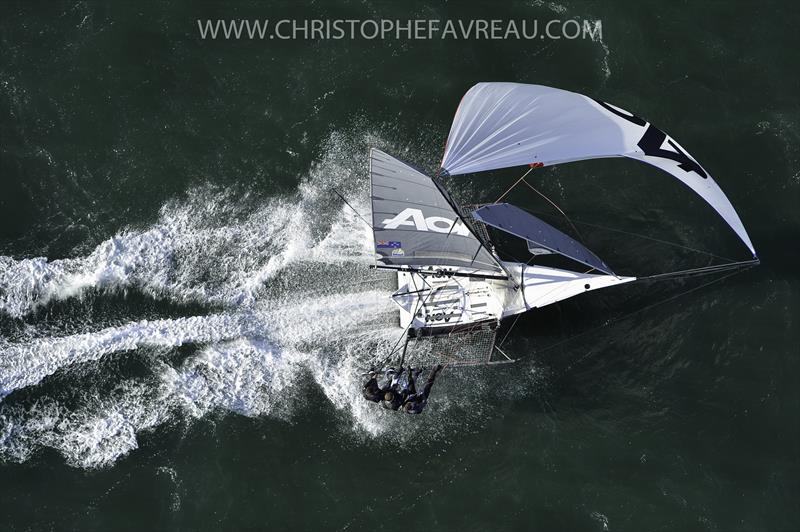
[{"xmin": 367, "ymin": 83, "xmax": 758, "ymax": 368}]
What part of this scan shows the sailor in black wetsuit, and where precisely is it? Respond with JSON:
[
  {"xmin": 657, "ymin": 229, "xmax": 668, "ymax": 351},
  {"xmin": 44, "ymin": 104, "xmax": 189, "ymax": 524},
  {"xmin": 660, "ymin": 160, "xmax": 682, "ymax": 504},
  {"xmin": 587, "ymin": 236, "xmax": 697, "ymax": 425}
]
[
  {"xmin": 381, "ymin": 389, "xmax": 404, "ymax": 410},
  {"xmin": 402, "ymin": 364, "xmax": 443, "ymax": 415},
  {"xmin": 361, "ymin": 368, "xmax": 383, "ymax": 403},
  {"xmin": 381, "ymin": 366, "xmax": 418, "ymax": 411},
  {"xmin": 377, "ymin": 366, "xmax": 402, "ymax": 410}
]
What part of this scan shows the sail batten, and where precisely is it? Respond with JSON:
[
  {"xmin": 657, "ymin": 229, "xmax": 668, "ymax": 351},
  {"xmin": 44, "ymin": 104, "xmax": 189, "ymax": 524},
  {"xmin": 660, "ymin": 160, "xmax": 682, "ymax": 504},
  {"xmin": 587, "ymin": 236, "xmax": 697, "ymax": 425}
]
[{"xmin": 441, "ymin": 82, "xmax": 756, "ymax": 256}]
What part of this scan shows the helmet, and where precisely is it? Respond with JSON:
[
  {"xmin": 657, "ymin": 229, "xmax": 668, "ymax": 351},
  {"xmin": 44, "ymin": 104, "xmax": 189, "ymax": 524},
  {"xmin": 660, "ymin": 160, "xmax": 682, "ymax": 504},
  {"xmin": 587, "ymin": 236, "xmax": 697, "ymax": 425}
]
[{"xmin": 384, "ymin": 392, "xmax": 394, "ymax": 402}]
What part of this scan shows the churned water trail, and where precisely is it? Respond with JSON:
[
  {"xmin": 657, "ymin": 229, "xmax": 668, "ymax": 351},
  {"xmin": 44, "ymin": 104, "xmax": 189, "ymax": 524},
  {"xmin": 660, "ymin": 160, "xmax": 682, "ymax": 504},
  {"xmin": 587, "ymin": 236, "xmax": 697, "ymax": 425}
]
[
  {"xmin": 0, "ymin": 132, "xmax": 427, "ymax": 467},
  {"xmin": 0, "ymin": 177, "xmax": 373, "ymax": 318},
  {"xmin": 0, "ymin": 289, "xmax": 399, "ymax": 468}
]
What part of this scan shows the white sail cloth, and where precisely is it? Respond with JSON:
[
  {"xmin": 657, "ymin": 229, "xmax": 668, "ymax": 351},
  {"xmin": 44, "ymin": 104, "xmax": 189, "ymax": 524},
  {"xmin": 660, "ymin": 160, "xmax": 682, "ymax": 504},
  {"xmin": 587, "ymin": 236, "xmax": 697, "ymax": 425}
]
[{"xmin": 440, "ymin": 83, "xmax": 755, "ymax": 256}]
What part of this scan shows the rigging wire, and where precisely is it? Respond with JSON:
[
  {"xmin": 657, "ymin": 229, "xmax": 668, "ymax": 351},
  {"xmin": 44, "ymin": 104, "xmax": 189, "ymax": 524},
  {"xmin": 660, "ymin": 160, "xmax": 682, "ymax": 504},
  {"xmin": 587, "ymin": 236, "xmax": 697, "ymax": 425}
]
[
  {"xmin": 637, "ymin": 259, "xmax": 760, "ymax": 281},
  {"xmin": 521, "ymin": 207, "xmax": 739, "ymax": 264},
  {"xmin": 519, "ymin": 178, "xmax": 585, "ymax": 241},
  {"xmin": 492, "ymin": 167, "xmax": 584, "ymax": 241},
  {"xmin": 492, "ymin": 168, "xmax": 747, "ymax": 267},
  {"xmin": 494, "ymin": 257, "xmax": 757, "ymax": 357},
  {"xmin": 374, "ymin": 273, "xmax": 441, "ymax": 369},
  {"xmin": 332, "ymin": 189, "xmax": 372, "ymax": 229},
  {"xmin": 494, "ymin": 168, "xmax": 533, "ymax": 203},
  {"xmin": 535, "ymin": 265, "xmax": 756, "ymax": 379}
]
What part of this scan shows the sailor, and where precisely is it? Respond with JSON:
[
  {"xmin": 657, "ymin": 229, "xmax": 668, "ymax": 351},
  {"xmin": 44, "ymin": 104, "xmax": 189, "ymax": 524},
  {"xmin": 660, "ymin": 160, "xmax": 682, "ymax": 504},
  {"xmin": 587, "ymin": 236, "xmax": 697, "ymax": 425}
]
[
  {"xmin": 404, "ymin": 366, "xmax": 423, "ymax": 396},
  {"xmin": 380, "ymin": 366, "xmax": 410, "ymax": 410},
  {"xmin": 384, "ymin": 366, "xmax": 400, "ymax": 386},
  {"xmin": 402, "ymin": 364, "xmax": 444, "ymax": 415},
  {"xmin": 361, "ymin": 368, "xmax": 383, "ymax": 403},
  {"xmin": 381, "ymin": 390, "xmax": 404, "ymax": 411}
]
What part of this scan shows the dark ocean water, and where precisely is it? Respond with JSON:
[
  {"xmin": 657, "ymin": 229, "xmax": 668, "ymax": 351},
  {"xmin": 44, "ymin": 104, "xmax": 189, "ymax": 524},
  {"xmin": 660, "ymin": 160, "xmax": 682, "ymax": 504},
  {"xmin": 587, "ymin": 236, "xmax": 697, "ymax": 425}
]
[{"xmin": 1, "ymin": 1, "xmax": 798, "ymax": 530}]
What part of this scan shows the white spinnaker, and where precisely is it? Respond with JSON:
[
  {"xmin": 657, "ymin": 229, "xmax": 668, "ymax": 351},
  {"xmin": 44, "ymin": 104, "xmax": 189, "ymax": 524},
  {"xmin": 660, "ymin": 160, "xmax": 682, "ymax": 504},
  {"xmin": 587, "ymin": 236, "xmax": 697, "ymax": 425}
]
[{"xmin": 441, "ymin": 82, "xmax": 756, "ymax": 257}]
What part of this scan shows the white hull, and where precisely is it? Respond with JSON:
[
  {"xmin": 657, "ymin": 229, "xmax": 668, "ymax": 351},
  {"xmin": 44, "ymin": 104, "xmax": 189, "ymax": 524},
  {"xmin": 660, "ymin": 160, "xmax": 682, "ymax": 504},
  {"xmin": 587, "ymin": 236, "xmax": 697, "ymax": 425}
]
[{"xmin": 393, "ymin": 262, "xmax": 635, "ymax": 332}]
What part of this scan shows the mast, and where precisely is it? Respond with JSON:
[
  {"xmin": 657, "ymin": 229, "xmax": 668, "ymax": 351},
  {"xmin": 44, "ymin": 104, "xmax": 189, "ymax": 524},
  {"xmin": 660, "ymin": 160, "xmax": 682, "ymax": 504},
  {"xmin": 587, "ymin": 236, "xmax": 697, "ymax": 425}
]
[{"xmin": 429, "ymin": 176, "xmax": 518, "ymax": 287}]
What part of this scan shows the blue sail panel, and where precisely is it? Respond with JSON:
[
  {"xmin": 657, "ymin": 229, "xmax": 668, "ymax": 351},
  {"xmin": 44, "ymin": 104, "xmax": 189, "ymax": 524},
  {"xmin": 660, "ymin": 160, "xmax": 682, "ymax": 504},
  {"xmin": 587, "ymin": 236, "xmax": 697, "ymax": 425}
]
[{"xmin": 473, "ymin": 203, "xmax": 615, "ymax": 275}]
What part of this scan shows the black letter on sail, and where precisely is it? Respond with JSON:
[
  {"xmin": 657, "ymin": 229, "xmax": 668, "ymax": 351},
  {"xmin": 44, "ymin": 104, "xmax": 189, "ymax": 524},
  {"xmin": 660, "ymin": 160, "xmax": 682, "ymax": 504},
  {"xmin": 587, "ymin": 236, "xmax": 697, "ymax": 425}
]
[
  {"xmin": 637, "ymin": 126, "xmax": 708, "ymax": 179},
  {"xmin": 594, "ymin": 98, "xmax": 707, "ymax": 179}
]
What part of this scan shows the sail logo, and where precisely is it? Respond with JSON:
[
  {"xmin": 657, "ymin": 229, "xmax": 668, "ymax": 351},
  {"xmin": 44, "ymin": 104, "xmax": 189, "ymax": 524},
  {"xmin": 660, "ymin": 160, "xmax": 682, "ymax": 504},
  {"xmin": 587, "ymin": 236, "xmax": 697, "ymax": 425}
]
[
  {"xmin": 381, "ymin": 208, "xmax": 471, "ymax": 236},
  {"xmin": 593, "ymin": 99, "xmax": 708, "ymax": 179}
]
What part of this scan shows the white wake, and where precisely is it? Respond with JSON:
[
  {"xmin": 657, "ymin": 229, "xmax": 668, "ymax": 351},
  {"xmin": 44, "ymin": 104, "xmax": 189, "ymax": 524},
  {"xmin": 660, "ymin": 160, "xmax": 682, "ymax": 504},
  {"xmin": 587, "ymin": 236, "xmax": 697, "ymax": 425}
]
[
  {"xmin": 0, "ymin": 131, "xmax": 541, "ymax": 469},
  {"xmin": 0, "ymin": 132, "xmax": 408, "ymax": 467}
]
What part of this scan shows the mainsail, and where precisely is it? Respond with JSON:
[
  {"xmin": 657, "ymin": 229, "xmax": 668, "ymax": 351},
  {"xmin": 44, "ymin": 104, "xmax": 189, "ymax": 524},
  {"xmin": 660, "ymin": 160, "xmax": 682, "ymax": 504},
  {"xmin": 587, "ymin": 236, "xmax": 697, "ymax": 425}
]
[
  {"xmin": 370, "ymin": 148, "xmax": 505, "ymax": 276},
  {"xmin": 440, "ymin": 82, "xmax": 756, "ymax": 257}
]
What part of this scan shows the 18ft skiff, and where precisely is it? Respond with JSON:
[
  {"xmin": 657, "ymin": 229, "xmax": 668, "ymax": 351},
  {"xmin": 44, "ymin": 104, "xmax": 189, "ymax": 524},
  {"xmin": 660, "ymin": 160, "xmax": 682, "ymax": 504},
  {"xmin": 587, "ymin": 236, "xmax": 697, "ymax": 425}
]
[{"xmin": 366, "ymin": 83, "xmax": 758, "ymax": 368}]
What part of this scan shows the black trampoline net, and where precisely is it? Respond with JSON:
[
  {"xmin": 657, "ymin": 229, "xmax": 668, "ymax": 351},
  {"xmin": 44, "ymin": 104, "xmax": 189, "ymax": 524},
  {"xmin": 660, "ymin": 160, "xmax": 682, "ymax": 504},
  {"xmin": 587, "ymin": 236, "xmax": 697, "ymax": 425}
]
[
  {"xmin": 402, "ymin": 325, "xmax": 509, "ymax": 367},
  {"xmin": 463, "ymin": 204, "xmax": 492, "ymax": 245}
]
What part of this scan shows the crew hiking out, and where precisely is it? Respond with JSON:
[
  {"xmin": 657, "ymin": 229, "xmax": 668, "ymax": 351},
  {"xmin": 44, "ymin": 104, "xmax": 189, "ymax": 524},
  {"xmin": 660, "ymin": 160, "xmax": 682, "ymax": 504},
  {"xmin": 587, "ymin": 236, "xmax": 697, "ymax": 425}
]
[{"xmin": 361, "ymin": 365, "xmax": 444, "ymax": 414}]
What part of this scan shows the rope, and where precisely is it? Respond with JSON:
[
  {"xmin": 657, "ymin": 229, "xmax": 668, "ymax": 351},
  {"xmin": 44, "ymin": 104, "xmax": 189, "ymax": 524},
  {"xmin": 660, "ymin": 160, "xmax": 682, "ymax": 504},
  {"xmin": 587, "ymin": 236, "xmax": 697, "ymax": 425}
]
[
  {"xmin": 637, "ymin": 259, "xmax": 759, "ymax": 282},
  {"xmin": 333, "ymin": 189, "xmax": 372, "ymax": 229},
  {"xmin": 519, "ymin": 178, "xmax": 585, "ymax": 241},
  {"xmin": 494, "ymin": 255, "xmax": 756, "ymax": 356},
  {"xmin": 497, "ymin": 311, "xmax": 524, "ymax": 349},
  {"xmin": 492, "ymin": 167, "xmax": 584, "ymax": 241},
  {"xmin": 480, "ymin": 167, "xmax": 746, "ymax": 278},
  {"xmin": 494, "ymin": 168, "xmax": 533, "ymax": 203},
  {"xmin": 374, "ymin": 254, "xmax": 756, "ymax": 371},
  {"xmin": 374, "ymin": 275, "xmax": 435, "ymax": 368},
  {"xmin": 522, "ymin": 208, "xmax": 738, "ymax": 264}
]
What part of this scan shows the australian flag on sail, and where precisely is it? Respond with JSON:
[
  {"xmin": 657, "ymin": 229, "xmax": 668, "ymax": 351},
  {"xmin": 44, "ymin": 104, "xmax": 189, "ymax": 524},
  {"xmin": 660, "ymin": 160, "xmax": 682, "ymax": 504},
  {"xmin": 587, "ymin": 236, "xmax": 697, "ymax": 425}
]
[{"xmin": 376, "ymin": 240, "xmax": 402, "ymax": 249}]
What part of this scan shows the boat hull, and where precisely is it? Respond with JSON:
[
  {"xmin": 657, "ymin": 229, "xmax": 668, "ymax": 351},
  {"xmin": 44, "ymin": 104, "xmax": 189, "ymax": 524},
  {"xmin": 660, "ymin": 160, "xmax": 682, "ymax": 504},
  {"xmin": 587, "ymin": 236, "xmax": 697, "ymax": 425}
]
[{"xmin": 393, "ymin": 263, "xmax": 636, "ymax": 332}]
